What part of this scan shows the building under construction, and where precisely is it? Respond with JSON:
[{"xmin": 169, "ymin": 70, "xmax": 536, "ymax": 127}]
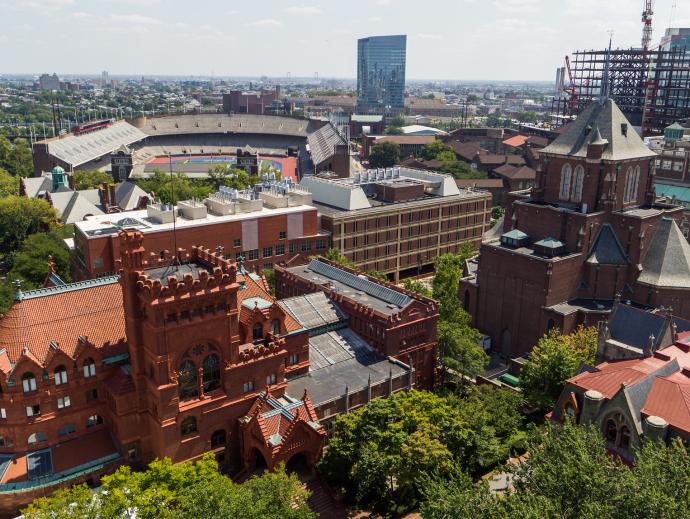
[
  {"xmin": 557, "ymin": 45, "xmax": 690, "ymax": 135},
  {"xmin": 554, "ymin": 44, "xmax": 690, "ymax": 136}
]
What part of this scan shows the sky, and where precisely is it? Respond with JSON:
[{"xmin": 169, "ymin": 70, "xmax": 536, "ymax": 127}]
[{"xmin": 1, "ymin": 0, "xmax": 689, "ymax": 81}]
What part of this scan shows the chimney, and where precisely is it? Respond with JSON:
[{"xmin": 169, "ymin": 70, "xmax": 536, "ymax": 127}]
[
  {"xmin": 99, "ymin": 182, "xmax": 110, "ymax": 208},
  {"xmin": 109, "ymin": 184, "xmax": 117, "ymax": 210},
  {"xmin": 67, "ymin": 173, "xmax": 74, "ymax": 190}
]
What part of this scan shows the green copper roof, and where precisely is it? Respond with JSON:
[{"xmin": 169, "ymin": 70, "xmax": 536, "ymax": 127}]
[
  {"xmin": 502, "ymin": 229, "xmax": 529, "ymax": 240},
  {"xmin": 534, "ymin": 237, "xmax": 564, "ymax": 249},
  {"xmin": 18, "ymin": 275, "xmax": 120, "ymax": 301},
  {"xmin": 51, "ymin": 165, "xmax": 65, "ymax": 175}
]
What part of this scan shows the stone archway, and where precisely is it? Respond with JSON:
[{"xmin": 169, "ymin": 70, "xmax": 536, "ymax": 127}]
[
  {"xmin": 252, "ymin": 448, "xmax": 268, "ymax": 472},
  {"xmin": 285, "ymin": 452, "xmax": 310, "ymax": 476}
]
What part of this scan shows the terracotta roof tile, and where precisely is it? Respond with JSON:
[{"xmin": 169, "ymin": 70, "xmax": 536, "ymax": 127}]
[
  {"xmin": 0, "ymin": 280, "xmax": 125, "ymax": 366},
  {"xmin": 502, "ymin": 135, "xmax": 529, "ymax": 148},
  {"xmin": 570, "ymin": 356, "xmax": 668, "ymax": 398},
  {"xmin": 641, "ymin": 376, "xmax": 690, "ymax": 431}
]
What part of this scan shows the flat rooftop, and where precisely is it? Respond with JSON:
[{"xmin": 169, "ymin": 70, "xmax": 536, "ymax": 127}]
[
  {"xmin": 284, "ymin": 260, "xmax": 412, "ymax": 316},
  {"xmin": 74, "ymin": 203, "xmax": 316, "ymax": 239},
  {"xmin": 285, "ymin": 327, "xmax": 406, "ymax": 406}
]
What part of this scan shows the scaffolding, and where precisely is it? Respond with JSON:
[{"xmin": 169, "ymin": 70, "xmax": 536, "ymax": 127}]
[{"xmin": 552, "ymin": 47, "xmax": 690, "ymax": 136}]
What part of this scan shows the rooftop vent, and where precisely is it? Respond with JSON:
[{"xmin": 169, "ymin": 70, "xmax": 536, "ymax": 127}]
[{"xmin": 500, "ymin": 229, "xmax": 530, "ymax": 249}]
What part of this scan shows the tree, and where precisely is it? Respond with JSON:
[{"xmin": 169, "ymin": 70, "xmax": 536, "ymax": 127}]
[
  {"xmin": 0, "ymin": 196, "xmax": 58, "ymax": 259},
  {"xmin": 367, "ymin": 270, "xmax": 388, "ymax": 281},
  {"xmin": 368, "ymin": 141, "xmax": 400, "ymax": 168},
  {"xmin": 384, "ymin": 125, "xmax": 403, "ymax": 135},
  {"xmin": 520, "ymin": 325, "xmax": 597, "ymax": 410},
  {"xmin": 263, "ymin": 268, "xmax": 275, "ymax": 295},
  {"xmin": 402, "ymin": 278, "xmax": 432, "ymax": 297},
  {"xmin": 389, "ymin": 115, "xmax": 405, "ymax": 128},
  {"xmin": 10, "ymin": 230, "xmax": 72, "ymax": 288},
  {"xmin": 0, "ymin": 167, "xmax": 19, "ymax": 197},
  {"xmin": 73, "ymin": 170, "xmax": 114, "ymax": 190},
  {"xmin": 325, "ymin": 247, "xmax": 354, "ymax": 268},
  {"xmin": 420, "ymin": 140, "xmax": 452, "ymax": 161},
  {"xmin": 433, "ymin": 249, "xmax": 488, "ymax": 382},
  {"xmin": 11, "ymin": 138, "xmax": 34, "ymax": 177},
  {"xmin": 516, "ymin": 111, "xmax": 538, "ymax": 124},
  {"xmin": 318, "ymin": 391, "xmax": 474, "ymax": 514},
  {"xmin": 23, "ymin": 454, "xmax": 314, "ymax": 519}
]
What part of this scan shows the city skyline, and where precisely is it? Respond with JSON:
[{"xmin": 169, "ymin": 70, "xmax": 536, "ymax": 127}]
[{"xmin": 1, "ymin": 0, "xmax": 689, "ymax": 80}]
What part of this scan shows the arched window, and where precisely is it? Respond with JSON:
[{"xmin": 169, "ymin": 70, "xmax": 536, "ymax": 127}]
[
  {"xmin": 181, "ymin": 416, "xmax": 197, "ymax": 436},
  {"xmin": 83, "ymin": 358, "xmax": 96, "ymax": 378},
  {"xmin": 0, "ymin": 436, "xmax": 13, "ymax": 447},
  {"xmin": 54, "ymin": 365, "xmax": 68, "ymax": 386},
  {"xmin": 86, "ymin": 415, "xmax": 103, "ymax": 428},
  {"xmin": 22, "ymin": 372, "xmax": 37, "ymax": 393},
  {"xmin": 211, "ymin": 429, "xmax": 226, "ymax": 448},
  {"xmin": 252, "ymin": 323, "xmax": 263, "ymax": 341},
  {"xmin": 623, "ymin": 167, "xmax": 634, "ymax": 202},
  {"xmin": 202, "ymin": 354, "xmax": 220, "ymax": 393},
  {"xmin": 631, "ymin": 165, "xmax": 640, "ymax": 202},
  {"xmin": 271, "ymin": 319, "xmax": 281, "ymax": 335},
  {"xmin": 572, "ymin": 165, "xmax": 585, "ymax": 202},
  {"xmin": 28, "ymin": 432, "xmax": 47, "ymax": 445},
  {"xmin": 178, "ymin": 360, "xmax": 198, "ymax": 400},
  {"xmin": 605, "ymin": 418, "xmax": 618, "ymax": 443},
  {"xmin": 58, "ymin": 423, "xmax": 76, "ymax": 436},
  {"xmin": 559, "ymin": 164, "xmax": 572, "ymax": 200}
]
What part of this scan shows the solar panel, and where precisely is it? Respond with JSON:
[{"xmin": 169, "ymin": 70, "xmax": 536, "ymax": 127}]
[{"xmin": 308, "ymin": 260, "xmax": 411, "ymax": 308}]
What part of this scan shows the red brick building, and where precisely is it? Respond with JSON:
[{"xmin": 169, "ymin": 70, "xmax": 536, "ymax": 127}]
[
  {"xmin": 462, "ymin": 99, "xmax": 690, "ymax": 358},
  {"xmin": 71, "ymin": 185, "xmax": 328, "ymax": 280},
  {"xmin": 0, "ymin": 235, "xmax": 433, "ymax": 514}
]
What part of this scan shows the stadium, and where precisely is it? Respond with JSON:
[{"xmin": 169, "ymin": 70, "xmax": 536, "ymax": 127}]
[{"xmin": 31, "ymin": 113, "xmax": 351, "ymax": 181}]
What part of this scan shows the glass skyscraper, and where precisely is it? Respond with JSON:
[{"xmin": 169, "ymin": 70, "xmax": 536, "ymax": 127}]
[{"xmin": 357, "ymin": 35, "xmax": 407, "ymax": 114}]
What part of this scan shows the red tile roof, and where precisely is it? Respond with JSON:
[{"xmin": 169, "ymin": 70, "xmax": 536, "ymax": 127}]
[
  {"xmin": 641, "ymin": 372, "xmax": 690, "ymax": 431},
  {"xmin": 502, "ymin": 135, "xmax": 529, "ymax": 148},
  {"xmin": 0, "ymin": 280, "xmax": 125, "ymax": 367},
  {"xmin": 570, "ymin": 355, "xmax": 669, "ymax": 398}
]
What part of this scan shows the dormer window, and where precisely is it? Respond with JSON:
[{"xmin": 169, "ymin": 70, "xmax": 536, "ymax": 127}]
[
  {"xmin": 22, "ymin": 372, "xmax": 37, "ymax": 393},
  {"xmin": 54, "ymin": 365, "xmax": 68, "ymax": 386}
]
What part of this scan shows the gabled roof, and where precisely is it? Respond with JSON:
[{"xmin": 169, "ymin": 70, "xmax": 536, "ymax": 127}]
[
  {"xmin": 638, "ymin": 217, "xmax": 690, "ymax": 288},
  {"xmin": 607, "ymin": 304, "xmax": 668, "ymax": 350},
  {"xmin": 587, "ymin": 223, "xmax": 629, "ymax": 265},
  {"xmin": 502, "ymin": 135, "xmax": 529, "ymax": 148},
  {"xmin": 0, "ymin": 277, "xmax": 124, "ymax": 366},
  {"xmin": 49, "ymin": 191, "xmax": 105, "ymax": 224},
  {"xmin": 641, "ymin": 373, "xmax": 690, "ymax": 431},
  {"xmin": 540, "ymin": 98, "xmax": 656, "ymax": 161}
]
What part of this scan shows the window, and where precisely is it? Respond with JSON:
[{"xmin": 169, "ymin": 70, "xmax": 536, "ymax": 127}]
[
  {"xmin": 202, "ymin": 354, "xmax": 220, "ymax": 393},
  {"xmin": 263, "ymin": 263, "xmax": 273, "ymax": 270},
  {"xmin": 559, "ymin": 163, "xmax": 573, "ymax": 200},
  {"xmin": 572, "ymin": 165, "xmax": 585, "ymax": 202},
  {"xmin": 86, "ymin": 388, "xmax": 98, "ymax": 402},
  {"xmin": 57, "ymin": 396, "xmax": 71, "ymax": 409},
  {"xmin": 26, "ymin": 404, "xmax": 40, "ymax": 417},
  {"xmin": 22, "ymin": 372, "xmax": 37, "ymax": 393},
  {"xmin": 211, "ymin": 429, "xmax": 226, "ymax": 448},
  {"xmin": 0, "ymin": 408, "xmax": 5, "ymax": 419},
  {"xmin": 83, "ymin": 358, "xmax": 96, "ymax": 378},
  {"xmin": 0, "ymin": 436, "xmax": 12, "ymax": 447},
  {"xmin": 54, "ymin": 365, "xmax": 68, "ymax": 386},
  {"xmin": 262, "ymin": 247, "xmax": 273, "ymax": 258},
  {"xmin": 181, "ymin": 416, "xmax": 197, "ymax": 436},
  {"xmin": 243, "ymin": 381, "xmax": 254, "ymax": 393},
  {"xmin": 279, "ymin": 231, "xmax": 287, "ymax": 240},
  {"xmin": 271, "ymin": 319, "xmax": 281, "ymax": 335},
  {"xmin": 289, "ymin": 242, "xmax": 298, "ymax": 254},
  {"xmin": 316, "ymin": 240, "xmax": 326, "ymax": 250},
  {"xmin": 301, "ymin": 241, "xmax": 311, "ymax": 252},
  {"xmin": 252, "ymin": 323, "xmax": 263, "ymax": 341},
  {"xmin": 233, "ymin": 238, "xmax": 241, "ymax": 248},
  {"xmin": 247, "ymin": 249, "xmax": 259, "ymax": 261},
  {"xmin": 266, "ymin": 373, "xmax": 277, "ymax": 386},
  {"xmin": 58, "ymin": 423, "xmax": 76, "ymax": 436},
  {"xmin": 289, "ymin": 354, "xmax": 298, "ymax": 365},
  {"xmin": 86, "ymin": 415, "xmax": 103, "ymax": 428},
  {"xmin": 178, "ymin": 360, "xmax": 198, "ymax": 400},
  {"xmin": 93, "ymin": 257, "xmax": 104, "ymax": 269},
  {"xmin": 28, "ymin": 432, "xmax": 46, "ymax": 445},
  {"xmin": 275, "ymin": 244, "xmax": 285, "ymax": 255}
]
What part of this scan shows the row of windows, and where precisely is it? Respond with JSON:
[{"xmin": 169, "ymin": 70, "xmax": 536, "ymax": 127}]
[
  {"xmin": 236, "ymin": 240, "xmax": 326, "ymax": 263},
  {"xmin": 23, "ymin": 389, "xmax": 98, "ymax": 418},
  {"xmin": 178, "ymin": 419, "xmax": 227, "ymax": 449},
  {"xmin": 19, "ymin": 360, "xmax": 97, "ymax": 394},
  {"xmin": 230, "ymin": 231, "xmax": 287, "ymax": 250}
]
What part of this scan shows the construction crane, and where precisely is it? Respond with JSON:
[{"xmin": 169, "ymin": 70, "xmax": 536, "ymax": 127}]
[
  {"xmin": 563, "ymin": 55, "xmax": 579, "ymax": 114},
  {"xmin": 642, "ymin": 0, "xmax": 654, "ymax": 52}
]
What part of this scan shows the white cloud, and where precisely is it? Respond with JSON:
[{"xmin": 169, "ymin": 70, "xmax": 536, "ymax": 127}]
[
  {"xmin": 109, "ymin": 13, "xmax": 160, "ymax": 25},
  {"xmin": 246, "ymin": 19, "xmax": 282, "ymax": 28},
  {"xmin": 19, "ymin": 0, "xmax": 74, "ymax": 11},
  {"xmin": 492, "ymin": 0, "xmax": 539, "ymax": 14},
  {"xmin": 417, "ymin": 33, "xmax": 442, "ymax": 40},
  {"xmin": 376, "ymin": 0, "xmax": 392, "ymax": 5},
  {"xmin": 285, "ymin": 5, "xmax": 322, "ymax": 15}
]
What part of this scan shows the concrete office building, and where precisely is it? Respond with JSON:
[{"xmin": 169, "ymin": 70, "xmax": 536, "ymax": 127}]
[
  {"xmin": 357, "ymin": 35, "xmax": 407, "ymax": 114},
  {"xmin": 300, "ymin": 167, "xmax": 492, "ymax": 281}
]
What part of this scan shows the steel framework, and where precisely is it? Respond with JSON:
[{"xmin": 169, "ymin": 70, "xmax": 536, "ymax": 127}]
[{"xmin": 552, "ymin": 47, "xmax": 690, "ymax": 136}]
